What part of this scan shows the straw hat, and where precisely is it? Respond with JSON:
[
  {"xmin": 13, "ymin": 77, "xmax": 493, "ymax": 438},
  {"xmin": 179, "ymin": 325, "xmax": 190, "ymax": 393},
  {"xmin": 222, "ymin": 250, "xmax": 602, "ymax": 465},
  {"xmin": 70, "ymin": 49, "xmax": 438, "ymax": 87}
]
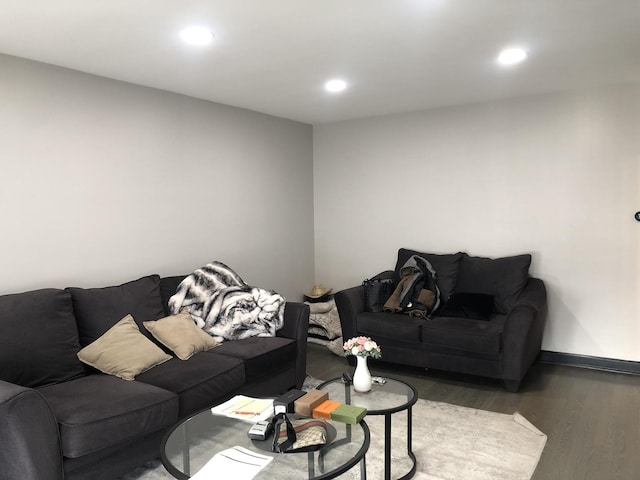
[{"xmin": 306, "ymin": 284, "xmax": 333, "ymax": 299}]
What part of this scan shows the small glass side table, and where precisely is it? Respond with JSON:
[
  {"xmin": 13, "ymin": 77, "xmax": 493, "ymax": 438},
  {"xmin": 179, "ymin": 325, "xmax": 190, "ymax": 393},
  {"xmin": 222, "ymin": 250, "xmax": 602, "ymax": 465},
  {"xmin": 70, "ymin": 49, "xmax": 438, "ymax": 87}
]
[{"xmin": 317, "ymin": 376, "xmax": 417, "ymax": 480}]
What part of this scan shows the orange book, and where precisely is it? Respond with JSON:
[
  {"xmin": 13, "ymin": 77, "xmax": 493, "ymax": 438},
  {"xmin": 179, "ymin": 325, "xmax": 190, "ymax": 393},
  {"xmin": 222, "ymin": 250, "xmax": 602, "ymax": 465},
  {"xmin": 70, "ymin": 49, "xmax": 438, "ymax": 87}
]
[{"xmin": 312, "ymin": 400, "xmax": 341, "ymax": 419}]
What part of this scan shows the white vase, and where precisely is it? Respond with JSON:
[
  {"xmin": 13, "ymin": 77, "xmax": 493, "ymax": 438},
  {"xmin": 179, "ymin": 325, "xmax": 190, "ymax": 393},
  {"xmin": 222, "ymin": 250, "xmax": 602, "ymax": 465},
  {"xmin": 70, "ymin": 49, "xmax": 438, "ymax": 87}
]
[{"xmin": 353, "ymin": 355, "xmax": 372, "ymax": 393}]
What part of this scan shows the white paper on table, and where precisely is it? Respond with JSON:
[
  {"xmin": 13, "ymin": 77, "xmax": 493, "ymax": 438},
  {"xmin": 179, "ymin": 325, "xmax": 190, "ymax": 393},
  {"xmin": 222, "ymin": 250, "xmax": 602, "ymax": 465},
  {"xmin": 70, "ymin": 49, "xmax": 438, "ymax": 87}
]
[
  {"xmin": 190, "ymin": 446, "xmax": 273, "ymax": 480},
  {"xmin": 210, "ymin": 395, "xmax": 274, "ymax": 422}
]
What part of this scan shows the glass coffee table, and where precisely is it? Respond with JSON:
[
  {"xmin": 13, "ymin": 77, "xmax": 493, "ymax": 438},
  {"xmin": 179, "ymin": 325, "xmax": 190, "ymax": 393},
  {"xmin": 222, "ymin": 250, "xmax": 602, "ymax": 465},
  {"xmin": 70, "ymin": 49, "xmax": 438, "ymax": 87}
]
[
  {"xmin": 317, "ymin": 377, "xmax": 417, "ymax": 480},
  {"xmin": 161, "ymin": 406, "xmax": 370, "ymax": 479}
]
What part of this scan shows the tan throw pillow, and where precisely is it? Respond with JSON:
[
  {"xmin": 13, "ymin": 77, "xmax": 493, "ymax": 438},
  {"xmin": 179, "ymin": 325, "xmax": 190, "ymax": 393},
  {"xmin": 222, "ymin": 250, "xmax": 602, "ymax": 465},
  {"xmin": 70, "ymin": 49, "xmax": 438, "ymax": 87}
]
[
  {"xmin": 144, "ymin": 310, "xmax": 218, "ymax": 360},
  {"xmin": 77, "ymin": 314, "xmax": 172, "ymax": 380}
]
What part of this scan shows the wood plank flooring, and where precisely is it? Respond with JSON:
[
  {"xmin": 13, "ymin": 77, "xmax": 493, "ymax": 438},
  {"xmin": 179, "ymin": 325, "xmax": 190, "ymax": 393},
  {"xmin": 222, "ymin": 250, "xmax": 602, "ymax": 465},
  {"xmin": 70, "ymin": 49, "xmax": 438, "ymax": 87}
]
[{"xmin": 305, "ymin": 343, "xmax": 640, "ymax": 479}]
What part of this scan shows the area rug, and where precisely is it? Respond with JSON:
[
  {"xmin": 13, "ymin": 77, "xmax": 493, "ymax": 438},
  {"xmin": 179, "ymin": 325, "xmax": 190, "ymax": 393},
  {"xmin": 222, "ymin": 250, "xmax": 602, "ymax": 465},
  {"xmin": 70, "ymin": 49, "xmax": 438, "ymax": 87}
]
[
  {"xmin": 351, "ymin": 400, "xmax": 546, "ymax": 480},
  {"xmin": 121, "ymin": 393, "xmax": 546, "ymax": 480}
]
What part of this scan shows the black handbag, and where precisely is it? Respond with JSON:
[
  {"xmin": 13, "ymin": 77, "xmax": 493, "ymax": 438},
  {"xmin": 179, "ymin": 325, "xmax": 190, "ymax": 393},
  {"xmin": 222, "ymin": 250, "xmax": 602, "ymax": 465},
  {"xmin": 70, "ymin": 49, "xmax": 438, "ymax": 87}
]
[{"xmin": 363, "ymin": 278, "xmax": 395, "ymax": 313}]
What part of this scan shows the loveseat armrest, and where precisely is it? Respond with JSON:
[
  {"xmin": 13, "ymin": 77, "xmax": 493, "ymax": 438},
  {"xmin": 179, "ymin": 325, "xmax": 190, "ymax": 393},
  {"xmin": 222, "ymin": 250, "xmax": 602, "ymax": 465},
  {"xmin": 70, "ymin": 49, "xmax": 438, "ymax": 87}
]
[
  {"xmin": 501, "ymin": 278, "xmax": 548, "ymax": 391},
  {"xmin": 334, "ymin": 286, "xmax": 365, "ymax": 343},
  {"xmin": 334, "ymin": 270, "xmax": 395, "ymax": 343},
  {"xmin": 277, "ymin": 302, "xmax": 310, "ymax": 389},
  {"xmin": 0, "ymin": 380, "xmax": 64, "ymax": 480}
]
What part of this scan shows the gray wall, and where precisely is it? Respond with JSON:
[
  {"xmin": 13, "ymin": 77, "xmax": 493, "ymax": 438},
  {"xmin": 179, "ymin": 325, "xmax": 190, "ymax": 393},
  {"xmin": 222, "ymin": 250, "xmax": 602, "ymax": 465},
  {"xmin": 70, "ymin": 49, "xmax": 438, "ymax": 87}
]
[
  {"xmin": 314, "ymin": 84, "xmax": 640, "ymax": 362},
  {"xmin": 3, "ymin": 52, "xmax": 639, "ymax": 363},
  {"xmin": 0, "ymin": 54, "xmax": 314, "ymax": 301}
]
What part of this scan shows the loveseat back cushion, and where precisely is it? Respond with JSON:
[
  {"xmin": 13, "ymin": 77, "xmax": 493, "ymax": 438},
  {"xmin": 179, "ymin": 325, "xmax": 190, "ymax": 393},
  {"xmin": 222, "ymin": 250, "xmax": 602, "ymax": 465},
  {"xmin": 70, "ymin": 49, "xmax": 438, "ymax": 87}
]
[
  {"xmin": 0, "ymin": 289, "xmax": 85, "ymax": 388},
  {"xmin": 37, "ymin": 374, "xmax": 178, "ymax": 458},
  {"xmin": 395, "ymin": 249, "xmax": 464, "ymax": 302},
  {"xmin": 67, "ymin": 275, "xmax": 166, "ymax": 346},
  {"xmin": 454, "ymin": 254, "xmax": 531, "ymax": 314}
]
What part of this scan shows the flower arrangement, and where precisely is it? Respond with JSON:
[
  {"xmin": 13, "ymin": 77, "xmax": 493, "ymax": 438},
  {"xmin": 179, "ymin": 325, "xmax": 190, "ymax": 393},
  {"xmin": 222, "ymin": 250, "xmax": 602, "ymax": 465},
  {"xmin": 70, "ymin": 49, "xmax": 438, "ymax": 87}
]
[{"xmin": 343, "ymin": 336, "xmax": 382, "ymax": 359}]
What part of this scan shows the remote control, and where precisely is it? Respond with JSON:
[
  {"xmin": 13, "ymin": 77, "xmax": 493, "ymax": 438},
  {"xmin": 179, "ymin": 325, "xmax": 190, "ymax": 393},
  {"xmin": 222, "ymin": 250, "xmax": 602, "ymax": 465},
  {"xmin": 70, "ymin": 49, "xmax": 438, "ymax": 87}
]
[
  {"xmin": 248, "ymin": 420, "xmax": 273, "ymax": 440},
  {"xmin": 372, "ymin": 376, "xmax": 387, "ymax": 384}
]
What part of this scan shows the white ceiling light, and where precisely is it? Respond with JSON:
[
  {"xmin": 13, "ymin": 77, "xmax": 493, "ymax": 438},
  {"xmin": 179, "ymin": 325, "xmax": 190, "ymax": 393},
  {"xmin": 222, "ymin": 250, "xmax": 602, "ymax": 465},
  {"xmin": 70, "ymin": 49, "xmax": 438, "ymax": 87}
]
[
  {"xmin": 497, "ymin": 48, "xmax": 527, "ymax": 66},
  {"xmin": 180, "ymin": 26, "xmax": 214, "ymax": 46},
  {"xmin": 325, "ymin": 79, "xmax": 347, "ymax": 92}
]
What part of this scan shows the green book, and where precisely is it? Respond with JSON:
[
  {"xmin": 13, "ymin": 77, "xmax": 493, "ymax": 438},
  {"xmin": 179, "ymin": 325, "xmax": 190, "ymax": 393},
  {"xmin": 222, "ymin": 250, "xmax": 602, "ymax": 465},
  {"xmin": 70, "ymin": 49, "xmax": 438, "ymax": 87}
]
[{"xmin": 330, "ymin": 404, "xmax": 367, "ymax": 424}]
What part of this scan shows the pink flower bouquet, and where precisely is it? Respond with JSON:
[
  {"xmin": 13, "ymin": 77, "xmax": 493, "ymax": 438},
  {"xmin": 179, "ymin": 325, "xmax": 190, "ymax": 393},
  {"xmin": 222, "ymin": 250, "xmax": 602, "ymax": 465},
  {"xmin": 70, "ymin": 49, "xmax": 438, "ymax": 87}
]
[{"xmin": 343, "ymin": 336, "xmax": 382, "ymax": 359}]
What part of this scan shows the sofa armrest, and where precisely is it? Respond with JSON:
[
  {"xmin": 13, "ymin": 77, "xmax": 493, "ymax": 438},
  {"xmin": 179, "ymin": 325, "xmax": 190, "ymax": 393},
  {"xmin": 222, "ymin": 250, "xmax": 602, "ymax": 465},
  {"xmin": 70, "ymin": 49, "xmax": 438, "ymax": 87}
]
[
  {"xmin": 501, "ymin": 278, "xmax": 548, "ymax": 388},
  {"xmin": 0, "ymin": 380, "xmax": 64, "ymax": 480},
  {"xmin": 277, "ymin": 302, "xmax": 310, "ymax": 389}
]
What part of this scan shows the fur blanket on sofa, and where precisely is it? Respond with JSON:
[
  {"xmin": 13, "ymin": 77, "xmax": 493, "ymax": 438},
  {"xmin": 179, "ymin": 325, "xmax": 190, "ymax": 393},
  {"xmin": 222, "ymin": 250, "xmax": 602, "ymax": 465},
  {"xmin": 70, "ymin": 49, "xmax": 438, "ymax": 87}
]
[{"xmin": 168, "ymin": 261, "xmax": 285, "ymax": 342}]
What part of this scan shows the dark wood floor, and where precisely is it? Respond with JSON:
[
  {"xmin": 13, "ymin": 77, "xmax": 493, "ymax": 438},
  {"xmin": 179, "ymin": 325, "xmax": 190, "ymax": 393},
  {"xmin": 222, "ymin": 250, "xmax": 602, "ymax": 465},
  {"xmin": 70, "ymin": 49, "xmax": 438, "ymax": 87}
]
[{"xmin": 305, "ymin": 343, "xmax": 640, "ymax": 480}]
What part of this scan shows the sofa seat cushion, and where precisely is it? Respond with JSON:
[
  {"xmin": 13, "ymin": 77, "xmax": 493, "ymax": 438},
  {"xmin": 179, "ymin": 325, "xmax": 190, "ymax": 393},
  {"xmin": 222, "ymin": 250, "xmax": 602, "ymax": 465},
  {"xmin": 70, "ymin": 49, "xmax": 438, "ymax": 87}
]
[
  {"xmin": 422, "ymin": 316, "xmax": 505, "ymax": 355},
  {"xmin": 357, "ymin": 311, "xmax": 425, "ymax": 343},
  {"xmin": 135, "ymin": 352, "xmax": 245, "ymax": 416},
  {"xmin": 37, "ymin": 375, "xmax": 178, "ymax": 458},
  {"xmin": 0, "ymin": 288, "xmax": 85, "ymax": 388},
  {"xmin": 211, "ymin": 337, "xmax": 296, "ymax": 382},
  {"xmin": 67, "ymin": 275, "xmax": 166, "ymax": 346}
]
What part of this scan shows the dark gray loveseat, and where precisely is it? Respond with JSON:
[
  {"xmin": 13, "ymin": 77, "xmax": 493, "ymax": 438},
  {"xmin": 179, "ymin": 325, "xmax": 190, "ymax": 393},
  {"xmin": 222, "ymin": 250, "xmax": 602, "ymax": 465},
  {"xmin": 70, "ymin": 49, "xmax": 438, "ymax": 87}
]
[
  {"xmin": 335, "ymin": 248, "xmax": 547, "ymax": 392},
  {"xmin": 0, "ymin": 274, "xmax": 309, "ymax": 480}
]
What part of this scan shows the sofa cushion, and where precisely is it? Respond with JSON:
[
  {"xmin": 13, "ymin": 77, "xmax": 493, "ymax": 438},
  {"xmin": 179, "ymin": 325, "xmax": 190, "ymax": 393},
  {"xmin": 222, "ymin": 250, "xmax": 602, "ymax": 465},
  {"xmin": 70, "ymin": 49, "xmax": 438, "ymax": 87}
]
[
  {"xmin": 144, "ymin": 310, "xmax": 219, "ymax": 360},
  {"xmin": 212, "ymin": 337, "xmax": 296, "ymax": 383},
  {"xmin": 395, "ymin": 249, "xmax": 464, "ymax": 303},
  {"xmin": 67, "ymin": 275, "xmax": 166, "ymax": 346},
  {"xmin": 77, "ymin": 315, "xmax": 172, "ymax": 380},
  {"xmin": 159, "ymin": 275, "xmax": 187, "ymax": 316},
  {"xmin": 37, "ymin": 374, "xmax": 178, "ymax": 458},
  {"xmin": 136, "ymin": 352, "xmax": 245, "ymax": 416},
  {"xmin": 439, "ymin": 293, "xmax": 495, "ymax": 320},
  {"xmin": 454, "ymin": 254, "xmax": 531, "ymax": 314},
  {"xmin": 0, "ymin": 288, "xmax": 85, "ymax": 388},
  {"xmin": 357, "ymin": 311, "xmax": 424, "ymax": 343},
  {"xmin": 423, "ymin": 316, "xmax": 505, "ymax": 355}
]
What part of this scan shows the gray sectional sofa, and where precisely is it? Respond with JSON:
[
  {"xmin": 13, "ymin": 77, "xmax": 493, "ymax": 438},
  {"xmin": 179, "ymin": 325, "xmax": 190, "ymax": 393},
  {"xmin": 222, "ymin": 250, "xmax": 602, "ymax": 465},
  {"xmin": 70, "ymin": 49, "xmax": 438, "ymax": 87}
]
[
  {"xmin": 0, "ymin": 274, "xmax": 309, "ymax": 480},
  {"xmin": 335, "ymin": 248, "xmax": 547, "ymax": 392}
]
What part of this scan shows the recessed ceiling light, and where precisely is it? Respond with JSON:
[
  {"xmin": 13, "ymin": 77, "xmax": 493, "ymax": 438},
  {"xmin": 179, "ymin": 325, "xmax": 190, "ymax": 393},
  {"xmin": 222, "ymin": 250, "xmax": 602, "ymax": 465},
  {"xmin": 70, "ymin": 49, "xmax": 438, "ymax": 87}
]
[
  {"xmin": 180, "ymin": 26, "xmax": 214, "ymax": 46},
  {"xmin": 325, "ymin": 79, "xmax": 347, "ymax": 93},
  {"xmin": 497, "ymin": 48, "xmax": 527, "ymax": 66}
]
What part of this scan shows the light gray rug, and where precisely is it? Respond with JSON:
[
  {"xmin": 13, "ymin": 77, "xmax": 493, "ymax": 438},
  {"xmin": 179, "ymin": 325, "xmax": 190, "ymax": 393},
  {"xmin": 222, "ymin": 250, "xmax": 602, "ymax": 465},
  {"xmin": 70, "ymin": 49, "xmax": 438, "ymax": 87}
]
[{"xmin": 121, "ymin": 381, "xmax": 546, "ymax": 480}]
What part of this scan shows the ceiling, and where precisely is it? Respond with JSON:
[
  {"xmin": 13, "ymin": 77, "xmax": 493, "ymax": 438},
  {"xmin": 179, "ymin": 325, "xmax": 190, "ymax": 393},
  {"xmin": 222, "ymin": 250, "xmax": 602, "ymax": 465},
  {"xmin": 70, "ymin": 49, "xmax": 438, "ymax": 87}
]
[{"xmin": 1, "ymin": 0, "xmax": 639, "ymax": 124}]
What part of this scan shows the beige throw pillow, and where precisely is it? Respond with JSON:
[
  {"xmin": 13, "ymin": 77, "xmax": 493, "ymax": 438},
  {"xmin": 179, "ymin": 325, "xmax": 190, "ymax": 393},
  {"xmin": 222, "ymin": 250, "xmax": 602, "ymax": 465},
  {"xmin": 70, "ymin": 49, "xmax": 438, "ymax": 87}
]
[
  {"xmin": 144, "ymin": 310, "xmax": 218, "ymax": 360},
  {"xmin": 77, "ymin": 314, "xmax": 172, "ymax": 380}
]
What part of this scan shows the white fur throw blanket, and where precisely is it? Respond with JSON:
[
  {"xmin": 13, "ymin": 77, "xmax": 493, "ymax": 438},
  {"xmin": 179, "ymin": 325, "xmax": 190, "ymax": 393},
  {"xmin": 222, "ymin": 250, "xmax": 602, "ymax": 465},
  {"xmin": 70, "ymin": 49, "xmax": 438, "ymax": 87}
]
[{"xmin": 168, "ymin": 261, "xmax": 285, "ymax": 342}]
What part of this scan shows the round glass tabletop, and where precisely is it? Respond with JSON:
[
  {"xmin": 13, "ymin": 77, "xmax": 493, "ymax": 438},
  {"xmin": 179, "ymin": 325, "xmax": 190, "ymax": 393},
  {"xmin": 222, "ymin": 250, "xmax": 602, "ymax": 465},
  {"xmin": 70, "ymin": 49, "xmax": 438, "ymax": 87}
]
[
  {"xmin": 317, "ymin": 376, "xmax": 418, "ymax": 414},
  {"xmin": 161, "ymin": 407, "xmax": 370, "ymax": 480}
]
